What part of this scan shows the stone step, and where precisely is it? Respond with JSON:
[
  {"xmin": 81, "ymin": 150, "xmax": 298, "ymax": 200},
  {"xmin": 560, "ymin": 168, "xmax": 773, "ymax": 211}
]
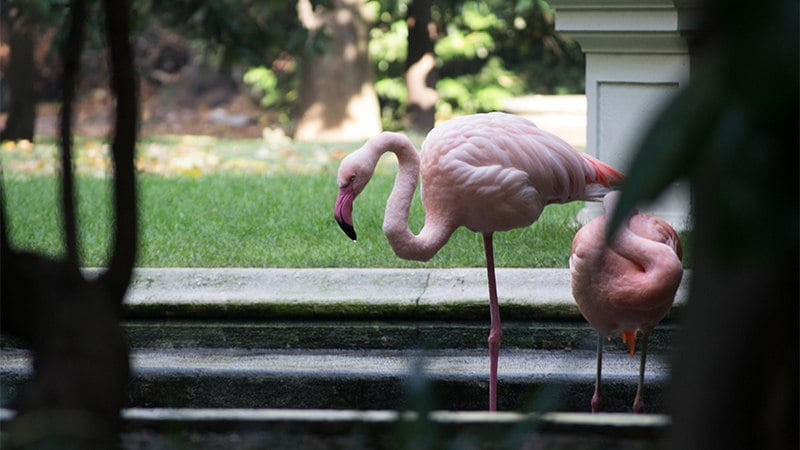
[
  {"xmin": 0, "ymin": 408, "xmax": 670, "ymax": 449},
  {"xmin": 118, "ymin": 319, "xmax": 678, "ymax": 352},
  {"xmin": 111, "ymin": 268, "xmax": 690, "ymax": 321},
  {"xmin": 0, "ymin": 267, "xmax": 681, "ymax": 445},
  {"xmin": 1, "ymin": 348, "xmax": 669, "ymax": 413}
]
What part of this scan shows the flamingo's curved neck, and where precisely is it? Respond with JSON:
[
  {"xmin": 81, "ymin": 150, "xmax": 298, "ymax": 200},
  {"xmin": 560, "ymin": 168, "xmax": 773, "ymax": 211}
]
[
  {"xmin": 603, "ymin": 195, "xmax": 681, "ymax": 282},
  {"xmin": 609, "ymin": 220, "xmax": 665, "ymax": 270},
  {"xmin": 367, "ymin": 133, "xmax": 452, "ymax": 262}
]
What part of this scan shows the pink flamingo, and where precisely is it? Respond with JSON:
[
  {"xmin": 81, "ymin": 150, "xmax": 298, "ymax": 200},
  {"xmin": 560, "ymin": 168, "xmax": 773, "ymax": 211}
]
[
  {"xmin": 569, "ymin": 191, "xmax": 683, "ymax": 413},
  {"xmin": 334, "ymin": 112, "xmax": 624, "ymax": 411}
]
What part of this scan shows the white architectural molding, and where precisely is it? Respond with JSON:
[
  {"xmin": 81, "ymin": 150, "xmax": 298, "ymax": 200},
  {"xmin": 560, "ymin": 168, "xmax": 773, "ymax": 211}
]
[{"xmin": 550, "ymin": 0, "xmax": 699, "ymax": 231}]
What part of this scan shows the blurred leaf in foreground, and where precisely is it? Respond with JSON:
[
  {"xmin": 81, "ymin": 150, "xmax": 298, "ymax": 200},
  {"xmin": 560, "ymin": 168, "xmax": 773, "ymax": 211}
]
[{"xmin": 608, "ymin": 1, "xmax": 799, "ymax": 449}]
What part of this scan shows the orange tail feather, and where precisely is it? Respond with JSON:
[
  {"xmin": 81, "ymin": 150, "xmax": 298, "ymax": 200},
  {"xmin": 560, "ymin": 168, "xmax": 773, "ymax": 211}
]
[
  {"xmin": 583, "ymin": 154, "xmax": 625, "ymax": 188},
  {"xmin": 622, "ymin": 330, "xmax": 637, "ymax": 358}
]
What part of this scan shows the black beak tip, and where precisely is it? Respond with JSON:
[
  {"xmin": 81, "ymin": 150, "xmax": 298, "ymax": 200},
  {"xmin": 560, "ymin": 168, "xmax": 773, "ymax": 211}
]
[{"xmin": 337, "ymin": 219, "xmax": 357, "ymax": 241}]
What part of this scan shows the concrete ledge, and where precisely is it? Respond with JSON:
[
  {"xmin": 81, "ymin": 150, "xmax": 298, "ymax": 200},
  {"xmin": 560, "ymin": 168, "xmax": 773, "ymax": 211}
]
[
  {"xmin": 119, "ymin": 408, "xmax": 670, "ymax": 439},
  {"xmin": 111, "ymin": 268, "xmax": 691, "ymax": 320},
  {"xmin": 117, "ymin": 320, "xmax": 678, "ymax": 352},
  {"xmin": 1, "ymin": 348, "xmax": 669, "ymax": 411},
  {"xmin": 0, "ymin": 408, "xmax": 670, "ymax": 449},
  {"xmin": 0, "ymin": 406, "xmax": 669, "ymax": 431}
]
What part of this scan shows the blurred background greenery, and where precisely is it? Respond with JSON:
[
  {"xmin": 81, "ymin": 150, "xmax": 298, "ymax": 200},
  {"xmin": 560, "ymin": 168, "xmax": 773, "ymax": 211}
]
[
  {"xmin": 1, "ymin": 0, "xmax": 584, "ymax": 139},
  {"xmin": 0, "ymin": 0, "xmax": 591, "ymax": 268}
]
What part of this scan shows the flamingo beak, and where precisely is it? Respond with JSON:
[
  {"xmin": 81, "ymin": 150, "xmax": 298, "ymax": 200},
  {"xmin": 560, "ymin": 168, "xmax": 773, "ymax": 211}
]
[
  {"xmin": 334, "ymin": 185, "xmax": 357, "ymax": 241},
  {"xmin": 622, "ymin": 330, "xmax": 637, "ymax": 358}
]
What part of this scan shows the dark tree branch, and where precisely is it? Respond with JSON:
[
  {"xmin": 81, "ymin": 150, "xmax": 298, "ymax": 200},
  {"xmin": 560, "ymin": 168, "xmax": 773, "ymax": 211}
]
[
  {"xmin": 0, "ymin": 10, "xmax": 37, "ymax": 142},
  {"xmin": 98, "ymin": 0, "xmax": 139, "ymax": 303},
  {"xmin": 59, "ymin": 0, "xmax": 86, "ymax": 276},
  {"xmin": 1, "ymin": 169, "xmax": 8, "ymax": 252},
  {"xmin": 404, "ymin": 0, "xmax": 437, "ymax": 133},
  {"xmin": 405, "ymin": 0, "xmax": 434, "ymax": 68}
]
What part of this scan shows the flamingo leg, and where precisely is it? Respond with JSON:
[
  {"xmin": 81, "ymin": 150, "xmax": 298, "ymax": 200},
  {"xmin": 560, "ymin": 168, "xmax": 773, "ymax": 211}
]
[
  {"xmin": 592, "ymin": 333, "xmax": 604, "ymax": 413},
  {"xmin": 633, "ymin": 331, "xmax": 649, "ymax": 413},
  {"xmin": 483, "ymin": 232, "xmax": 502, "ymax": 412}
]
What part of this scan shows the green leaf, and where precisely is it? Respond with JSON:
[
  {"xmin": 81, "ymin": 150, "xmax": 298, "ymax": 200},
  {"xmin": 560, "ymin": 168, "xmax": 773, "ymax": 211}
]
[{"xmin": 607, "ymin": 63, "xmax": 726, "ymax": 237}]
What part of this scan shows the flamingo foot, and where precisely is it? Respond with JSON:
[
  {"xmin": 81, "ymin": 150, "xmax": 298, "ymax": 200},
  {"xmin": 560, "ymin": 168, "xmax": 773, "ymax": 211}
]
[
  {"xmin": 591, "ymin": 388, "xmax": 602, "ymax": 413},
  {"xmin": 633, "ymin": 393, "xmax": 645, "ymax": 413}
]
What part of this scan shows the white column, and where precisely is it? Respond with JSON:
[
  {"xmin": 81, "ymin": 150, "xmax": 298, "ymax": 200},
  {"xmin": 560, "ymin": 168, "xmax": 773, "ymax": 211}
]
[{"xmin": 550, "ymin": 0, "xmax": 699, "ymax": 231}]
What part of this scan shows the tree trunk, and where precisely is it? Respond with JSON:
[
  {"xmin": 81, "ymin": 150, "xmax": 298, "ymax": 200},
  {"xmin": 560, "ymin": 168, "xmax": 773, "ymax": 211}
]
[
  {"xmin": 1, "ymin": 11, "xmax": 37, "ymax": 141},
  {"xmin": 404, "ymin": 0, "xmax": 437, "ymax": 133},
  {"xmin": 294, "ymin": 0, "xmax": 381, "ymax": 142}
]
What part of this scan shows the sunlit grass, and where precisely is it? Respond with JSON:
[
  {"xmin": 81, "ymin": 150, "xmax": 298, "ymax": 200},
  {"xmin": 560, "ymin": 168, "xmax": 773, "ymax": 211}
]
[{"xmin": 2, "ymin": 173, "xmax": 583, "ymax": 268}]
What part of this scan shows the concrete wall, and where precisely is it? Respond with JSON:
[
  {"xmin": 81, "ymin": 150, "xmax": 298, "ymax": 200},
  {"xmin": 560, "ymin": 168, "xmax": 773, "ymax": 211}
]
[{"xmin": 550, "ymin": 0, "xmax": 700, "ymax": 230}]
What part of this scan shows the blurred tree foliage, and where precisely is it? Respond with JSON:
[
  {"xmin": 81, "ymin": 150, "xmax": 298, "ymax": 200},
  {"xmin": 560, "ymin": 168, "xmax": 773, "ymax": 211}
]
[
  {"xmin": 3, "ymin": 0, "xmax": 583, "ymax": 135},
  {"xmin": 132, "ymin": 0, "xmax": 306, "ymax": 69},
  {"xmin": 0, "ymin": 0, "xmax": 67, "ymax": 140},
  {"xmin": 244, "ymin": 0, "xmax": 585, "ymax": 130},
  {"xmin": 1, "ymin": 0, "xmax": 311, "ymax": 138},
  {"xmin": 367, "ymin": 0, "xmax": 585, "ymax": 128}
]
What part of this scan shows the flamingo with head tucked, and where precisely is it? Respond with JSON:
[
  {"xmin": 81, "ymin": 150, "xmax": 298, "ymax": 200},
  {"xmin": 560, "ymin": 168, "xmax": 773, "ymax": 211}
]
[
  {"xmin": 334, "ymin": 112, "xmax": 624, "ymax": 411},
  {"xmin": 569, "ymin": 190, "xmax": 683, "ymax": 413}
]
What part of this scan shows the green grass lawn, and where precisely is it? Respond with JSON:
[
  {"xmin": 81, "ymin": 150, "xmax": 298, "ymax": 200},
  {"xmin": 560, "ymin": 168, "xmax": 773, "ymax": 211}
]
[{"xmin": 3, "ymin": 173, "xmax": 583, "ymax": 268}]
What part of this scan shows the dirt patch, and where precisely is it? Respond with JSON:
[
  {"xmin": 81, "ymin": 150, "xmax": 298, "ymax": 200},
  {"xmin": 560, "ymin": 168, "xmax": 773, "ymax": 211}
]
[{"xmin": 28, "ymin": 85, "xmax": 272, "ymax": 140}]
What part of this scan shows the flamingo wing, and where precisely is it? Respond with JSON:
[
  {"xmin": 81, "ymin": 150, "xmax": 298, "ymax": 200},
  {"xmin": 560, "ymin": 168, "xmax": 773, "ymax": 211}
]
[
  {"xmin": 420, "ymin": 112, "xmax": 601, "ymax": 233},
  {"xmin": 420, "ymin": 119, "xmax": 544, "ymax": 232}
]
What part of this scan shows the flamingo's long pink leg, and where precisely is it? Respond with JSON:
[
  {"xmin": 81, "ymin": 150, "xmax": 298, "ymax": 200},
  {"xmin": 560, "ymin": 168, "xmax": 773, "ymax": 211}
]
[
  {"xmin": 633, "ymin": 332, "xmax": 649, "ymax": 413},
  {"xmin": 483, "ymin": 233, "xmax": 502, "ymax": 412},
  {"xmin": 592, "ymin": 333, "xmax": 603, "ymax": 413}
]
